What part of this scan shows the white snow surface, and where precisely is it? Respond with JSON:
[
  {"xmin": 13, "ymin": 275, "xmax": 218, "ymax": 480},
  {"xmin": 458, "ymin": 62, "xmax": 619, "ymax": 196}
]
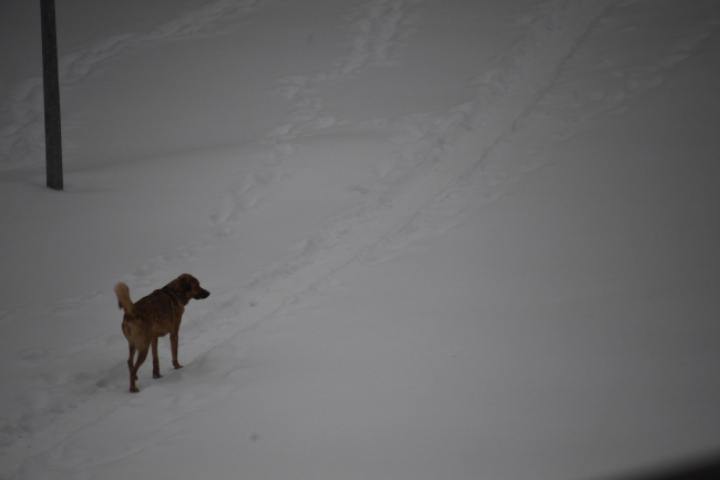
[{"xmin": 1, "ymin": 0, "xmax": 720, "ymax": 478}]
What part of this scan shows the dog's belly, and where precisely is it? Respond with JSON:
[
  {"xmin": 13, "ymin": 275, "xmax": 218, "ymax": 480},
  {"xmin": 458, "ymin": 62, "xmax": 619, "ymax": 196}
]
[{"xmin": 151, "ymin": 318, "xmax": 176, "ymax": 337}]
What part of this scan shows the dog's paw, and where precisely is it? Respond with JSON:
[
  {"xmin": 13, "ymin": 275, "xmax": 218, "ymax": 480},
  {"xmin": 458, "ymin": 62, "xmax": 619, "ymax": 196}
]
[
  {"xmin": 153, "ymin": 371, "xmax": 163, "ymax": 379},
  {"xmin": 130, "ymin": 385, "xmax": 140, "ymax": 393},
  {"xmin": 173, "ymin": 363, "xmax": 184, "ymax": 370}
]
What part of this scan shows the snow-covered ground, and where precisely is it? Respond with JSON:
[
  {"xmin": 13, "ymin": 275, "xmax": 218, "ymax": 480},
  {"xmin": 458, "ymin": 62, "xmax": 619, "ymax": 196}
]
[{"xmin": 1, "ymin": 0, "xmax": 719, "ymax": 478}]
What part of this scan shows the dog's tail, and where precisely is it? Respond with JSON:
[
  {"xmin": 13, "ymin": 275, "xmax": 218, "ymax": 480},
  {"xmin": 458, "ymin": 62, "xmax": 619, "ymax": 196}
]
[{"xmin": 114, "ymin": 282, "xmax": 134, "ymax": 316}]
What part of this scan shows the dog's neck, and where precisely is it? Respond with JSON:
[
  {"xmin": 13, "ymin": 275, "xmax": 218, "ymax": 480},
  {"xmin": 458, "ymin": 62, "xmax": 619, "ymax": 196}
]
[{"xmin": 160, "ymin": 286, "xmax": 186, "ymax": 306}]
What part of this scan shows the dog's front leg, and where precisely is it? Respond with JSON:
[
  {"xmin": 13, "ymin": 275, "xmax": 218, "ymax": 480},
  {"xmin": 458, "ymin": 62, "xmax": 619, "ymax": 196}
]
[
  {"xmin": 152, "ymin": 337, "xmax": 162, "ymax": 379},
  {"xmin": 171, "ymin": 331, "xmax": 183, "ymax": 369}
]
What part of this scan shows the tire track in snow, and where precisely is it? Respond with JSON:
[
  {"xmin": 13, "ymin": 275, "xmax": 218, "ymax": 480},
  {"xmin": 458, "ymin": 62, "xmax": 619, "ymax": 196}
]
[
  {"xmin": 356, "ymin": 0, "xmax": 720, "ymax": 261},
  {"xmin": 0, "ymin": 0, "xmax": 264, "ymax": 170},
  {"xmin": 373, "ymin": 0, "xmax": 720, "ymax": 259},
  {"xmin": 355, "ymin": 0, "xmax": 622, "ymax": 260},
  {"xmin": 532, "ymin": 4, "xmax": 720, "ymax": 136}
]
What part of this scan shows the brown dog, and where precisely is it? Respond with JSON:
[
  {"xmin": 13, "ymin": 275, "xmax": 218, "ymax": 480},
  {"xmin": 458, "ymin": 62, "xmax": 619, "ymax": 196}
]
[{"xmin": 114, "ymin": 274, "xmax": 210, "ymax": 393}]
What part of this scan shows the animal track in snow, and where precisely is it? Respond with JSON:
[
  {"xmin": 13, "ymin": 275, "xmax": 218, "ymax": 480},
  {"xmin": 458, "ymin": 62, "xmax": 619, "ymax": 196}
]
[
  {"xmin": 340, "ymin": 0, "xmax": 422, "ymax": 75},
  {"xmin": 265, "ymin": 0, "xmax": 423, "ymax": 145}
]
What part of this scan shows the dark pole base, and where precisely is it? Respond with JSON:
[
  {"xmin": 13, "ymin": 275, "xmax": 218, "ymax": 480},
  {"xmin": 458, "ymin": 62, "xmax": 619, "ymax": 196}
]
[{"xmin": 41, "ymin": 0, "xmax": 63, "ymax": 191}]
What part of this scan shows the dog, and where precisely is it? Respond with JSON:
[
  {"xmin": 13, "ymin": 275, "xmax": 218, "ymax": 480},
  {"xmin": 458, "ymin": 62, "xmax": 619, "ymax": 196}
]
[{"xmin": 114, "ymin": 274, "xmax": 210, "ymax": 393}]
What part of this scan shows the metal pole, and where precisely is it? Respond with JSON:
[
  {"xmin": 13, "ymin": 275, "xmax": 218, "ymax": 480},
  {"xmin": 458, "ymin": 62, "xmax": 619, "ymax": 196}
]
[{"xmin": 40, "ymin": 0, "xmax": 63, "ymax": 190}]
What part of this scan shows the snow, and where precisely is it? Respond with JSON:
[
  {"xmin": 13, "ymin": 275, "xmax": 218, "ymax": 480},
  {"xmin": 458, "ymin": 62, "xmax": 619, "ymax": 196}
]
[{"xmin": 1, "ymin": 0, "xmax": 720, "ymax": 478}]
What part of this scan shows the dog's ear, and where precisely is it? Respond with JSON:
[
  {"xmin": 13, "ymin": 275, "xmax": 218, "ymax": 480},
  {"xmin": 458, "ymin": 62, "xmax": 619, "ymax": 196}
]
[
  {"xmin": 178, "ymin": 273, "xmax": 198, "ymax": 294},
  {"xmin": 179, "ymin": 275, "xmax": 193, "ymax": 293}
]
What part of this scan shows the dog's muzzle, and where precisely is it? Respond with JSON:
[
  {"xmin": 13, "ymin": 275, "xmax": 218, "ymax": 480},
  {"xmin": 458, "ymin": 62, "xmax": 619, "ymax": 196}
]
[{"xmin": 195, "ymin": 289, "xmax": 210, "ymax": 300}]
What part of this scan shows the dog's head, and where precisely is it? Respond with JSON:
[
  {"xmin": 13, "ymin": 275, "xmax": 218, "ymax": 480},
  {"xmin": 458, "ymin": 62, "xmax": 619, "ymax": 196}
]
[{"xmin": 167, "ymin": 273, "xmax": 210, "ymax": 304}]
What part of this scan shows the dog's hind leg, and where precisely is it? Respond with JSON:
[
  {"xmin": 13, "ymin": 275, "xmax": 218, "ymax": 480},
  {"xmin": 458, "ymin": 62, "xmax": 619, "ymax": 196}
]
[
  {"xmin": 130, "ymin": 347, "xmax": 149, "ymax": 393},
  {"xmin": 152, "ymin": 337, "xmax": 162, "ymax": 379},
  {"xmin": 128, "ymin": 344, "xmax": 138, "ymax": 379}
]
